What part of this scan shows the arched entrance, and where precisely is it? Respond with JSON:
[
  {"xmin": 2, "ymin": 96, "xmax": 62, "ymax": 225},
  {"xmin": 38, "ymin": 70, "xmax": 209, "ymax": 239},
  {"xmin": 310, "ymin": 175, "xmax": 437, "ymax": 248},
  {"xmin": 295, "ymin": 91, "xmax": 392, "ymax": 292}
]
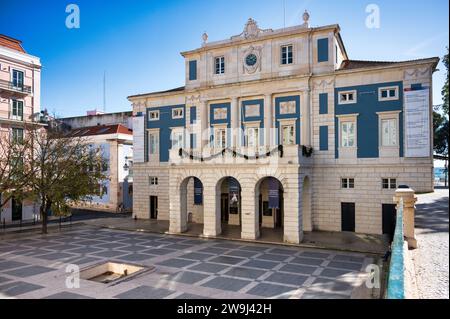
[
  {"xmin": 179, "ymin": 176, "xmax": 204, "ymax": 233},
  {"xmin": 302, "ymin": 176, "xmax": 312, "ymax": 231},
  {"xmin": 215, "ymin": 176, "xmax": 242, "ymax": 237},
  {"xmin": 255, "ymin": 177, "xmax": 284, "ymax": 241}
]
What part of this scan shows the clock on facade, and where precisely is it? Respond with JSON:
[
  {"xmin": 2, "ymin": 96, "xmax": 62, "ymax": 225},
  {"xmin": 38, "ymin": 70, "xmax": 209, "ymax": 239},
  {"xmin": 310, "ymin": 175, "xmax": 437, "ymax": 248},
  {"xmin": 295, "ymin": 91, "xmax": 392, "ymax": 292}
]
[{"xmin": 245, "ymin": 53, "xmax": 258, "ymax": 66}]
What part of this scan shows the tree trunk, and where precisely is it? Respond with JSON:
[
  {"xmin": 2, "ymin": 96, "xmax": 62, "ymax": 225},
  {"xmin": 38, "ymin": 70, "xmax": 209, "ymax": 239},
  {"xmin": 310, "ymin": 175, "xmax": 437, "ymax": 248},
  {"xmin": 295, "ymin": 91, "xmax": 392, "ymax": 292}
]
[
  {"xmin": 40, "ymin": 199, "xmax": 52, "ymax": 235},
  {"xmin": 41, "ymin": 205, "xmax": 48, "ymax": 234}
]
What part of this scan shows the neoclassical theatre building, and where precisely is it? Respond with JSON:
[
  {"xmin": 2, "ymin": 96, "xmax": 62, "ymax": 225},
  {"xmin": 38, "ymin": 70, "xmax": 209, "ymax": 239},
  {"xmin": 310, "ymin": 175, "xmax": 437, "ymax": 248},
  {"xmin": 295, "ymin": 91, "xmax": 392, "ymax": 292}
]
[{"xmin": 129, "ymin": 13, "xmax": 438, "ymax": 244}]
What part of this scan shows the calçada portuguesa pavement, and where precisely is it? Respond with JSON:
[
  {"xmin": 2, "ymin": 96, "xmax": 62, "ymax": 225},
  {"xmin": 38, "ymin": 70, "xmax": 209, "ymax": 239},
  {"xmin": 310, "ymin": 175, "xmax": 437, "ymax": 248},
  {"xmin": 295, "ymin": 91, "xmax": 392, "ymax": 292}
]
[{"xmin": 0, "ymin": 225, "xmax": 379, "ymax": 299}]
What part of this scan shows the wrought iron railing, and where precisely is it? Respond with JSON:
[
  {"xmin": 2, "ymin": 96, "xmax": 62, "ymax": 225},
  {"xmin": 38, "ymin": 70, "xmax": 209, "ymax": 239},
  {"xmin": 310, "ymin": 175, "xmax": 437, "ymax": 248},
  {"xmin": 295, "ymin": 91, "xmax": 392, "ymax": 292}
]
[
  {"xmin": 0, "ymin": 79, "xmax": 32, "ymax": 94},
  {"xmin": 387, "ymin": 198, "xmax": 405, "ymax": 299}
]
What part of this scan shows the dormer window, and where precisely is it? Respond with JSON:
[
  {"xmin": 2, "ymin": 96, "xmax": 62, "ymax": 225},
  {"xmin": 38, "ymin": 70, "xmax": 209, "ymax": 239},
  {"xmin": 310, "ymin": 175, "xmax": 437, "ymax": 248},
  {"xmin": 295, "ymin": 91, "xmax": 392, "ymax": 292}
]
[
  {"xmin": 338, "ymin": 90, "xmax": 357, "ymax": 105},
  {"xmin": 215, "ymin": 56, "xmax": 225, "ymax": 75},
  {"xmin": 281, "ymin": 45, "xmax": 293, "ymax": 65}
]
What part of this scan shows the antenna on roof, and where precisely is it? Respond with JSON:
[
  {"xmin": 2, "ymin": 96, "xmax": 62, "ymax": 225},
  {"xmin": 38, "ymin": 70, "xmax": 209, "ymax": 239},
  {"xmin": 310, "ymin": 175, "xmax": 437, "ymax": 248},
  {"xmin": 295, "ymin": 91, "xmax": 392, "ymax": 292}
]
[
  {"xmin": 103, "ymin": 70, "xmax": 106, "ymax": 112},
  {"xmin": 283, "ymin": 0, "xmax": 286, "ymax": 28}
]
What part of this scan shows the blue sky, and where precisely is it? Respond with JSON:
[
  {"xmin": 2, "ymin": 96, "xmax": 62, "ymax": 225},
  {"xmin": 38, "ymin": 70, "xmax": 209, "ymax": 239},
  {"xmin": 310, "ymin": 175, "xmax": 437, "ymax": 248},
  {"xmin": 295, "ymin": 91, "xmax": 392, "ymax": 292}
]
[{"xmin": 0, "ymin": 0, "xmax": 448, "ymax": 117}]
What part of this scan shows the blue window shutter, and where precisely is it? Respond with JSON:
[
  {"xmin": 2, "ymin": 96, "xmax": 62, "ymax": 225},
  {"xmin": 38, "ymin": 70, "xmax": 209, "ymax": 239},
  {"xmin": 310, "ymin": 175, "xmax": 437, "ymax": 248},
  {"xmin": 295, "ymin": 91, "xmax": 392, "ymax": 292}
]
[
  {"xmin": 318, "ymin": 38, "xmax": 329, "ymax": 62},
  {"xmin": 190, "ymin": 107, "xmax": 197, "ymax": 124},
  {"xmin": 319, "ymin": 126, "xmax": 329, "ymax": 151},
  {"xmin": 189, "ymin": 60, "xmax": 197, "ymax": 81},
  {"xmin": 319, "ymin": 93, "xmax": 328, "ymax": 114}
]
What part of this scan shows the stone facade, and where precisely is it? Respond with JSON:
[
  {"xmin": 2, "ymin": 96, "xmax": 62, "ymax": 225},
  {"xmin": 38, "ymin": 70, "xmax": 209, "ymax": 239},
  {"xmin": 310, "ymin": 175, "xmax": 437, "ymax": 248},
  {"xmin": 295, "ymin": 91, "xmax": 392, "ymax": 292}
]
[{"xmin": 128, "ymin": 15, "xmax": 438, "ymax": 244}]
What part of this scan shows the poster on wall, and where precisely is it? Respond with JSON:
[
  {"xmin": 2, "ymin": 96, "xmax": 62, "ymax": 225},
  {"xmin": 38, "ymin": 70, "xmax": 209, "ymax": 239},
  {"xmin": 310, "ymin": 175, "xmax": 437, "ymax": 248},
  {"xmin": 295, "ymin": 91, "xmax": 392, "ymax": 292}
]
[
  {"xmin": 194, "ymin": 178, "xmax": 203, "ymax": 205},
  {"xmin": 133, "ymin": 116, "xmax": 145, "ymax": 163},
  {"xmin": 229, "ymin": 179, "xmax": 239, "ymax": 214},
  {"xmin": 268, "ymin": 177, "xmax": 280, "ymax": 209},
  {"xmin": 404, "ymin": 89, "xmax": 430, "ymax": 158}
]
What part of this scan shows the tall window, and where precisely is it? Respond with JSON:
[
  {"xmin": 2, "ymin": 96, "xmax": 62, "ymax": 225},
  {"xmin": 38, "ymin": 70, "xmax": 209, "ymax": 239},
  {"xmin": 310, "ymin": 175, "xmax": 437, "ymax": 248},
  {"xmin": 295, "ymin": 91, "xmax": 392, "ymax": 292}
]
[
  {"xmin": 215, "ymin": 56, "xmax": 225, "ymax": 74},
  {"xmin": 214, "ymin": 128, "xmax": 226, "ymax": 148},
  {"xmin": 190, "ymin": 133, "xmax": 197, "ymax": 149},
  {"xmin": 12, "ymin": 128, "xmax": 24, "ymax": 143},
  {"xmin": 11, "ymin": 100, "xmax": 23, "ymax": 121},
  {"xmin": 281, "ymin": 45, "xmax": 293, "ymax": 65},
  {"xmin": 148, "ymin": 132, "xmax": 159, "ymax": 155},
  {"xmin": 381, "ymin": 118, "xmax": 397, "ymax": 146},
  {"xmin": 12, "ymin": 69, "xmax": 24, "ymax": 88},
  {"xmin": 281, "ymin": 125, "xmax": 295, "ymax": 145},
  {"xmin": 341, "ymin": 121, "xmax": 356, "ymax": 147},
  {"xmin": 246, "ymin": 127, "xmax": 259, "ymax": 147},
  {"xmin": 171, "ymin": 131, "xmax": 184, "ymax": 149}
]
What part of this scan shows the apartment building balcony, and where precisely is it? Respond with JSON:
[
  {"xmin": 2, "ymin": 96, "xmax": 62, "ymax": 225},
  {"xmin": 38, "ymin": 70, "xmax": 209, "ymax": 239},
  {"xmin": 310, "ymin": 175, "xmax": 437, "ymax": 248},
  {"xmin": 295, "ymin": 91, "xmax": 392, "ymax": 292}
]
[
  {"xmin": 0, "ymin": 79, "xmax": 32, "ymax": 98},
  {"xmin": 169, "ymin": 144, "xmax": 313, "ymax": 166}
]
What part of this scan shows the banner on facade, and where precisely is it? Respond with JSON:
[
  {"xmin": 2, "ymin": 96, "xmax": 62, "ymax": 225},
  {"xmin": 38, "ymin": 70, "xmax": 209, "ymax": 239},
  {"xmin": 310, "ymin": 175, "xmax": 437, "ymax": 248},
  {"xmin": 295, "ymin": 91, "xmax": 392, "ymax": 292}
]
[
  {"xmin": 133, "ymin": 115, "xmax": 145, "ymax": 163},
  {"xmin": 404, "ymin": 89, "xmax": 430, "ymax": 158},
  {"xmin": 228, "ymin": 178, "xmax": 239, "ymax": 214},
  {"xmin": 268, "ymin": 177, "xmax": 280, "ymax": 209},
  {"xmin": 194, "ymin": 178, "xmax": 203, "ymax": 205}
]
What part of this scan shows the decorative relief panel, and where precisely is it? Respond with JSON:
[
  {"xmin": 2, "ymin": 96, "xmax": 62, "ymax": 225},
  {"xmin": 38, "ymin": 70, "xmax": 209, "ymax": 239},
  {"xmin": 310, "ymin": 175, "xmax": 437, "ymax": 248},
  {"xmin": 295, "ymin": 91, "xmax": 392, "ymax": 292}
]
[
  {"xmin": 313, "ymin": 79, "xmax": 335, "ymax": 90},
  {"xmin": 279, "ymin": 101, "xmax": 296, "ymax": 114},
  {"xmin": 213, "ymin": 107, "xmax": 228, "ymax": 120},
  {"xmin": 404, "ymin": 68, "xmax": 430, "ymax": 80},
  {"xmin": 245, "ymin": 104, "xmax": 260, "ymax": 117}
]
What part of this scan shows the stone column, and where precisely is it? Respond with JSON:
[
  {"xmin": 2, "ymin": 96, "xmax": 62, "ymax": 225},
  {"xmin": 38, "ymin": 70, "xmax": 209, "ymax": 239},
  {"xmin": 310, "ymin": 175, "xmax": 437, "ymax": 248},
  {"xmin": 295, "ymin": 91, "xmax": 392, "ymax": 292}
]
[
  {"xmin": 301, "ymin": 90, "xmax": 311, "ymax": 146},
  {"xmin": 108, "ymin": 140, "xmax": 119, "ymax": 210},
  {"xmin": 169, "ymin": 178, "xmax": 188, "ymax": 234},
  {"xmin": 199, "ymin": 100, "xmax": 209, "ymax": 148},
  {"xmin": 241, "ymin": 186, "xmax": 260, "ymax": 240},
  {"xmin": 231, "ymin": 97, "xmax": 239, "ymax": 147},
  {"xmin": 203, "ymin": 183, "xmax": 221, "ymax": 237},
  {"xmin": 264, "ymin": 94, "xmax": 272, "ymax": 146},
  {"xmin": 393, "ymin": 188, "xmax": 418, "ymax": 249},
  {"xmin": 283, "ymin": 173, "xmax": 303, "ymax": 244}
]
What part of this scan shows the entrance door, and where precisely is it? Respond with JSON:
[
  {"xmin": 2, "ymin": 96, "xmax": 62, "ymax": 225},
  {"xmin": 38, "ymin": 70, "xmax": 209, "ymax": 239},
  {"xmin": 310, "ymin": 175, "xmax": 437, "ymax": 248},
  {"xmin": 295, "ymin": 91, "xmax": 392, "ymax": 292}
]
[
  {"xmin": 221, "ymin": 193, "xmax": 229, "ymax": 223},
  {"xmin": 12, "ymin": 198, "xmax": 22, "ymax": 221},
  {"xmin": 341, "ymin": 202, "xmax": 355, "ymax": 232},
  {"xmin": 150, "ymin": 196, "xmax": 158, "ymax": 219},
  {"xmin": 382, "ymin": 204, "xmax": 397, "ymax": 241}
]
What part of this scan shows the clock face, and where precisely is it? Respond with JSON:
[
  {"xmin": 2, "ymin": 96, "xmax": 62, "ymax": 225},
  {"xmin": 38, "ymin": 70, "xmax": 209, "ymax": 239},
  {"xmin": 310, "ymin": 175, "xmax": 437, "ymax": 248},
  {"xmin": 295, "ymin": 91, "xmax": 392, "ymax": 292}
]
[{"xmin": 245, "ymin": 53, "xmax": 258, "ymax": 66}]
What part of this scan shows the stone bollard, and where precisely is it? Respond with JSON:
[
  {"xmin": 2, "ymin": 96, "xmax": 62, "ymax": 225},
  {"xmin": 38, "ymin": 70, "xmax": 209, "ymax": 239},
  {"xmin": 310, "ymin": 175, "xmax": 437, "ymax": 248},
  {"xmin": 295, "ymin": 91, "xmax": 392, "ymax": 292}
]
[{"xmin": 393, "ymin": 187, "xmax": 418, "ymax": 249}]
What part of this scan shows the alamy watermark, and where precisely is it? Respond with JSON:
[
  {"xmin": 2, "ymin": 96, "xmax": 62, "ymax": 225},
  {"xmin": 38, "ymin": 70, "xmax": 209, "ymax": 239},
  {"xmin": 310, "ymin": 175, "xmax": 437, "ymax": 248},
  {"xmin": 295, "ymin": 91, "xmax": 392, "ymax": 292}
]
[
  {"xmin": 65, "ymin": 264, "xmax": 80, "ymax": 289},
  {"xmin": 365, "ymin": 264, "xmax": 381, "ymax": 289},
  {"xmin": 365, "ymin": 4, "xmax": 381, "ymax": 29},
  {"xmin": 65, "ymin": 4, "xmax": 80, "ymax": 29}
]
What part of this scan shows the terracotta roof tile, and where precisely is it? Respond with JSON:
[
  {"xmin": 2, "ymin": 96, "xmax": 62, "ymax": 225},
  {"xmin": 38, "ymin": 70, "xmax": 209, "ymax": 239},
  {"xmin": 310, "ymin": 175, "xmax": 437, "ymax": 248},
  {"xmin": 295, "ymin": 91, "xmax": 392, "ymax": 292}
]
[
  {"xmin": 0, "ymin": 34, "xmax": 25, "ymax": 53},
  {"xmin": 66, "ymin": 124, "xmax": 132, "ymax": 137}
]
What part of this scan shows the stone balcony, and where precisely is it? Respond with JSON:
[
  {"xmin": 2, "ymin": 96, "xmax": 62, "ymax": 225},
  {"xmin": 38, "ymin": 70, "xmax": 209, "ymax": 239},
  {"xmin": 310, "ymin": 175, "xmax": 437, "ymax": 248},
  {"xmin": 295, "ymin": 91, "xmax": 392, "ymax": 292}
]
[{"xmin": 169, "ymin": 144, "xmax": 313, "ymax": 167}]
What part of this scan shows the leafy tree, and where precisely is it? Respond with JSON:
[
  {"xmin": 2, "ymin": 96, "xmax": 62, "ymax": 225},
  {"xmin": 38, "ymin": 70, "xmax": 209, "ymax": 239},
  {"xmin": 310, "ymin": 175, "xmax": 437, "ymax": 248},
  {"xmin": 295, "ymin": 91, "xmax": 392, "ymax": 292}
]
[
  {"xmin": 23, "ymin": 128, "xmax": 107, "ymax": 234},
  {"xmin": 442, "ymin": 47, "xmax": 449, "ymax": 116},
  {"xmin": 433, "ymin": 108, "xmax": 447, "ymax": 155},
  {"xmin": 0, "ymin": 126, "xmax": 35, "ymax": 216}
]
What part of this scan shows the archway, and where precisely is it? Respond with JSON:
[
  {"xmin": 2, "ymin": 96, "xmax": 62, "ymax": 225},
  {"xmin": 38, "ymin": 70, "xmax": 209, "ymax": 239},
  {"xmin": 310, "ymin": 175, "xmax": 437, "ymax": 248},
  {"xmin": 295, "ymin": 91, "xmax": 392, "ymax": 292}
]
[
  {"xmin": 255, "ymin": 177, "xmax": 284, "ymax": 241},
  {"xmin": 302, "ymin": 176, "xmax": 312, "ymax": 231},
  {"xmin": 215, "ymin": 176, "xmax": 242, "ymax": 238},
  {"xmin": 179, "ymin": 176, "xmax": 204, "ymax": 234}
]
